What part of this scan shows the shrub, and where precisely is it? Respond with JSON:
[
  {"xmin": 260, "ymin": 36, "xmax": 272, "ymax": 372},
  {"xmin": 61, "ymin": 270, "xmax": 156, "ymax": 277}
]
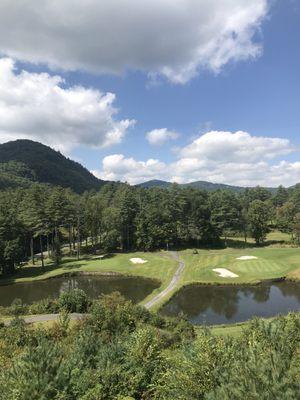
[
  {"xmin": 9, "ymin": 298, "xmax": 27, "ymax": 316},
  {"xmin": 58, "ymin": 289, "xmax": 88, "ymax": 313},
  {"xmin": 28, "ymin": 298, "xmax": 59, "ymax": 314}
]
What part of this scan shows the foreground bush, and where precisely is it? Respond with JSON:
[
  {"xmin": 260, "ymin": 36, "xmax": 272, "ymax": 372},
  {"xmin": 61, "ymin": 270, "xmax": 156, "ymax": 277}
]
[
  {"xmin": 0, "ymin": 292, "xmax": 298, "ymax": 400},
  {"xmin": 57, "ymin": 288, "xmax": 89, "ymax": 313}
]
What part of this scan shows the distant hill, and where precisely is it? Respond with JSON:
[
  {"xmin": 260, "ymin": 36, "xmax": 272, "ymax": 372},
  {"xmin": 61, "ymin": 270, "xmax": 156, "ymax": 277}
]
[
  {"xmin": 0, "ymin": 140, "xmax": 106, "ymax": 193},
  {"xmin": 136, "ymin": 179, "xmax": 173, "ymax": 189},
  {"xmin": 137, "ymin": 179, "xmax": 279, "ymax": 192}
]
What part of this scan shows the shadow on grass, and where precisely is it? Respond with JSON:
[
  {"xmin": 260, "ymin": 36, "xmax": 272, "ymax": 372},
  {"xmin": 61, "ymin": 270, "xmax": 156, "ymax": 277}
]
[
  {"xmin": 0, "ymin": 253, "xmax": 116, "ymax": 284},
  {"xmin": 0, "ymin": 264, "xmax": 60, "ymax": 285},
  {"xmin": 225, "ymin": 238, "xmax": 287, "ymax": 249}
]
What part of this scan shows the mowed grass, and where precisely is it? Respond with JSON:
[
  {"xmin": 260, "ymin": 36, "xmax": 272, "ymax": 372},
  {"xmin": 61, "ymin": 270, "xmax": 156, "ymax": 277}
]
[
  {"xmin": 179, "ymin": 247, "xmax": 300, "ymax": 286},
  {"xmin": 0, "ymin": 251, "xmax": 178, "ymax": 291},
  {"xmin": 195, "ymin": 322, "xmax": 248, "ymax": 338}
]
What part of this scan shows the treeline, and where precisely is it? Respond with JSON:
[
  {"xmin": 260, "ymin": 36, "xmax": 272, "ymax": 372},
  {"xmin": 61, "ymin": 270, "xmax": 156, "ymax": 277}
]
[
  {"xmin": 1, "ymin": 182, "xmax": 300, "ymax": 274},
  {"xmin": 0, "ymin": 292, "xmax": 299, "ymax": 399}
]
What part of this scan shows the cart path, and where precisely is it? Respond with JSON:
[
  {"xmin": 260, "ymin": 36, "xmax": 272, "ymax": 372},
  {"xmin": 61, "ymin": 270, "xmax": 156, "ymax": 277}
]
[
  {"xmin": 144, "ymin": 251, "xmax": 185, "ymax": 309},
  {"xmin": 1, "ymin": 252, "xmax": 185, "ymax": 325},
  {"xmin": 2, "ymin": 313, "xmax": 85, "ymax": 326}
]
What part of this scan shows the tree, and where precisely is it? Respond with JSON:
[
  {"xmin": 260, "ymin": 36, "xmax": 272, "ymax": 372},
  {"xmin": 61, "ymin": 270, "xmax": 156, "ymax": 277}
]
[
  {"xmin": 276, "ymin": 201, "xmax": 297, "ymax": 239},
  {"xmin": 211, "ymin": 191, "xmax": 241, "ymax": 246},
  {"xmin": 273, "ymin": 185, "xmax": 289, "ymax": 207},
  {"xmin": 248, "ymin": 200, "xmax": 271, "ymax": 244}
]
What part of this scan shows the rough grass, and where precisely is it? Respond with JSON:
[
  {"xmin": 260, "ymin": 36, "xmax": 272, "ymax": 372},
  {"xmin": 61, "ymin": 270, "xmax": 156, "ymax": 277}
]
[
  {"xmin": 197, "ymin": 322, "xmax": 248, "ymax": 338},
  {"xmin": 287, "ymin": 268, "xmax": 300, "ymax": 281}
]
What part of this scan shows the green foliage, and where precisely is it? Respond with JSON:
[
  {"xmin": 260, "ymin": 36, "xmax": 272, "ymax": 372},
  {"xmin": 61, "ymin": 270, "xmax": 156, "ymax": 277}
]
[
  {"xmin": 206, "ymin": 315, "xmax": 300, "ymax": 399},
  {"xmin": 0, "ymin": 293, "xmax": 298, "ymax": 400},
  {"xmin": 248, "ymin": 200, "xmax": 272, "ymax": 244},
  {"xmin": 0, "ymin": 168, "xmax": 299, "ymax": 277},
  {"xmin": 0, "ymin": 139, "xmax": 105, "ymax": 193},
  {"xmin": 28, "ymin": 298, "xmax": 59, "ymax": 314},
  {"xmin": 58, "ymin": 289, "xmax": 88, "ymax": 313},
  {"xmin": 0, "ymin": 161, "xmax": 36, "ymax": 190}
]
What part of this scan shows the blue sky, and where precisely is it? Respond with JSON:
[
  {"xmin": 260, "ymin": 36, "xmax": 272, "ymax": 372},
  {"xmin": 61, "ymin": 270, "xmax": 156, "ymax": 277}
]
[{"xmin": 0, "ymin": 0, "xmax": 299, "ymax": 186}]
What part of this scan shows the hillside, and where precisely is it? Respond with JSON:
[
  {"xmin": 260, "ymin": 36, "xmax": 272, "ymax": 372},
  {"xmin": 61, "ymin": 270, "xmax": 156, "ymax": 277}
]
[
  {"xmin": 0, "ymin": 140, "xmax": 106, "ymax": 193},
  {"xmin": 137, "ymin": 179, "xmax": 246, "ymax": 191},
  {"xmin": 137, "ymin": 179, "xmax": 279, "ymax": 192}
]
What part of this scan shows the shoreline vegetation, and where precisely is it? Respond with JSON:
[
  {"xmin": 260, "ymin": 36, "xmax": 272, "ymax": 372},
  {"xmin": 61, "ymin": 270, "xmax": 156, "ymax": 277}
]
[
  {"xmin": 1, "ymin": 179, "xmax": 300, "ymax": 332},
  {"xmin": 0, "ymin": 233, "xmax": 299, "ymax": 333}
]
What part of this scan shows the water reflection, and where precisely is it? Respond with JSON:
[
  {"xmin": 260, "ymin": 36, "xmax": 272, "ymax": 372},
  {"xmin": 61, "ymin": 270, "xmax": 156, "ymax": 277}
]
[
  {"xmin": 0, "ymin": 275, "xmax": 159, "ymax": 306},
  {"xmin": 161, "ymin": 282, "xmax": 300, "ymax": 325}
]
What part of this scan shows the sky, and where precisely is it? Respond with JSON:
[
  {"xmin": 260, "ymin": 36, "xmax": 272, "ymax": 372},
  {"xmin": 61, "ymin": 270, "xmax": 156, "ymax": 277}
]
[{"xmin": 0, "ymin": 0, "xmax": 299, "ymax": 187}]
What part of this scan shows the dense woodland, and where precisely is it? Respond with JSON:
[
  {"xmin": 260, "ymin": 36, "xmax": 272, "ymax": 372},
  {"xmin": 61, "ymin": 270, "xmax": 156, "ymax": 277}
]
[
  {"xmin": 0, "ymin": 140, "xmax": 106, "ymax": 193},
  {"xmin": 0, "ymin": 291, "xmax": 299, "ymax": 399},
  {"xmin": 0, "ymin": 140, "xmax": 299, "ymax": 399},
  {"xmin": 1, "ymin": 180, "xmax": 300, "ymax": 275}
]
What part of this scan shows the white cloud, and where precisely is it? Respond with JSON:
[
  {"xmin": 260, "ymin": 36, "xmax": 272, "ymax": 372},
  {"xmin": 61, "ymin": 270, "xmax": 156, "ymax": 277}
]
[
  {"xmin": 179, "ymin": 131, "xmax": 294, "ymax": 161},
  {"xmin": 146, "ymin": 128, "xmax": 179, "ymax": 146},
  {"xmin": 94, "ymin": 131, "xmax": 300, "ymax": 187},
  {"xmin": 0, "ymin": 58, "xmax": 135, "ymax": 152},
  {"xmin": 0, "ymin": 0, "xmax": 268, "ymax": 83},
  {"xmin": 93, "ymin": 154, "xmax": 168, "ymax": 184}
]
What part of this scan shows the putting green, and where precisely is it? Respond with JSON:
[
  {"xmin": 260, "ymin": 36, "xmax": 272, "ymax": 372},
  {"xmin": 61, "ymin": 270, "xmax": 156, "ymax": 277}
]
[{"xmin": 180, "ymin": 247, "xmax": 300, "ymax": 285}]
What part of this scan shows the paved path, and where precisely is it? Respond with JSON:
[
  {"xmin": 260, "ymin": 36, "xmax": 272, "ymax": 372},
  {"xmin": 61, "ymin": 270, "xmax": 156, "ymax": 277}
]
[
  {"xmin": 2, "ymin": 313, "xmax": 85, "ymax": 326},
  {"xmin": 2, "ymin": 252, "xmax": 185, "ymax": 325},
  {"xmin": 144, "ymin": 251, "xmax": 185, "ymax": 309}
]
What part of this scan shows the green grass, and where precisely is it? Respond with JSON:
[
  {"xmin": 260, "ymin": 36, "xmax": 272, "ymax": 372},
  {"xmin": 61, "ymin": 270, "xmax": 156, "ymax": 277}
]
[
  {"xmin": 179, "ymin": 247, "xmax": 300, "ymax": 286},
  {"xmin": 0, "ymin": 252, "xmax": 177, "ymax": 285},
  {"xmin": 0, "ymin": 251, "xmax": 179, "ymax": 306},
  {"xmin": 196, "ymin": 322, "xmax": 248, "ymax": 338},
  {"xmin": 0, "ymin": 230, "xmax": 299, "ymax": 312}
]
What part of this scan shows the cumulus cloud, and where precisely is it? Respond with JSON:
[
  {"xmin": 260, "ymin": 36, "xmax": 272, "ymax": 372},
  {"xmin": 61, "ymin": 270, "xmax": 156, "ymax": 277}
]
[
  {"xmin": 93, "ymin": 154, "xmax": 168, "ymax": 184},
  {"xmin": 0, "ymin": 58, "xmax": 135, "ymax": 152},
  {"xmin": 94, "ymin": 131, "xmax": 300, "ymax": 186},
  {"xmin": 179, "ymin": 131, "xmax": 294, "ymax": 161},
  {"xmin": 146, "ymin": 128, "xmax": 179, "ymax": 146},
  {"xmin": 0, "ymin": 0, "xmax": 268, "ymax": 83}
]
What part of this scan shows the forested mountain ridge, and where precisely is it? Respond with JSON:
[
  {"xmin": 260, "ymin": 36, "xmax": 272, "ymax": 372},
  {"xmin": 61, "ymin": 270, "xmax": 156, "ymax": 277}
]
[
  {"xmin": 0, "ymin": 161, "xmax": 37, "ymax": 190},
  {"xmin": 137, "ymin": 179, "xmax": 280, "ymax": 193},
  {"xmin": 0, "ymin": 140, "xmax": 106, "ymax": 193}
]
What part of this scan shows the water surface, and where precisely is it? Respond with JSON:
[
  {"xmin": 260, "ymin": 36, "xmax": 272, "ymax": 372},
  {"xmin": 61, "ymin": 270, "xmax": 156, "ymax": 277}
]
[
  {"xmin": 0, "ymin": 275, "xmax": 159, "ymax": 306},
  {"xmin": 161, "ymin": 282, "xmax": 300, "ymax": 325}
]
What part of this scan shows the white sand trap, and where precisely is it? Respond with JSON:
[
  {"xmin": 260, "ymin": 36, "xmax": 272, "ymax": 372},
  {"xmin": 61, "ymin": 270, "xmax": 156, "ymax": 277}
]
[
  {"xmin": 130, "ymin": 258, "xmax": 148, "ymax": 264},
  {"xmin": 236, "ymin": 256, "xmax": 258, "ymax": 260},
  {"xmin": 213, "ymin": 268, "xmax": 239, "ymax": 278}
]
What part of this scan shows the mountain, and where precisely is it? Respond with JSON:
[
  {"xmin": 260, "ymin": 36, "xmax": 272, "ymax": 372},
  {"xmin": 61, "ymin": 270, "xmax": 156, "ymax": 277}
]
[
  {"xmin": 137, "ymin": 179, "xmax": 278, "ymax": 192},
  {"xmin": 136, "ymin": 179, "xmax": 173, "ymax": 189},
  {"xmin": 0, "ymin": 140, "xmax": 106, "ymax": 193},
  {"xmin": 181, "ymin": 180, "xmax": 245, "ymax": 192}
]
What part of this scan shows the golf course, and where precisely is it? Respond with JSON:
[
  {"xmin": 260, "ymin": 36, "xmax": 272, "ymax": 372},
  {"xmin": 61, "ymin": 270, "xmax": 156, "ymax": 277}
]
[{"xmin": 1, "ymin": 232, "xmax": 299, "ymax": 332}]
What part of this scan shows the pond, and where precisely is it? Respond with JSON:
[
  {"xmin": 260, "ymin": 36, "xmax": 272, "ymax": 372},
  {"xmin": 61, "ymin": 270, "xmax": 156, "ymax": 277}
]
[
  {"xmin": 0, "ymin": 275, "xmax": 160, "ymax": 306},
  {"xmin": 160, "ymin": 282, "xmax": 300, "ymax": 325}
]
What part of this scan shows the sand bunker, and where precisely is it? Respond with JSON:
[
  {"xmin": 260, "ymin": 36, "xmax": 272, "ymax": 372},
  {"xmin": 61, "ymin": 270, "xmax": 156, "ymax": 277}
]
[
  {"xmin": 130, "ymin": 258, "xmax": 148, "ymax": 264},
  {"xmin": 236, "ymin": 256, "xmax": 258, "ymax": 260},
  {"xmin": 213, "ymin": 268, "xmax": 239, "ymax": 278}
]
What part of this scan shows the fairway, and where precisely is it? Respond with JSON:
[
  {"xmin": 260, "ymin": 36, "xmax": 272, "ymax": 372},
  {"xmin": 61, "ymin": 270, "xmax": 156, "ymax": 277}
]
[
  {"xmin": 179, "ymin": 247, "xmax": 300, "ymax": 286},
  {"xmin": 1, "ymin": 246, "xmax": 299, "ymax": 311},
  {"xmin": 0, "ymin": 251, "xmax": 178, "ymax": 291}
]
